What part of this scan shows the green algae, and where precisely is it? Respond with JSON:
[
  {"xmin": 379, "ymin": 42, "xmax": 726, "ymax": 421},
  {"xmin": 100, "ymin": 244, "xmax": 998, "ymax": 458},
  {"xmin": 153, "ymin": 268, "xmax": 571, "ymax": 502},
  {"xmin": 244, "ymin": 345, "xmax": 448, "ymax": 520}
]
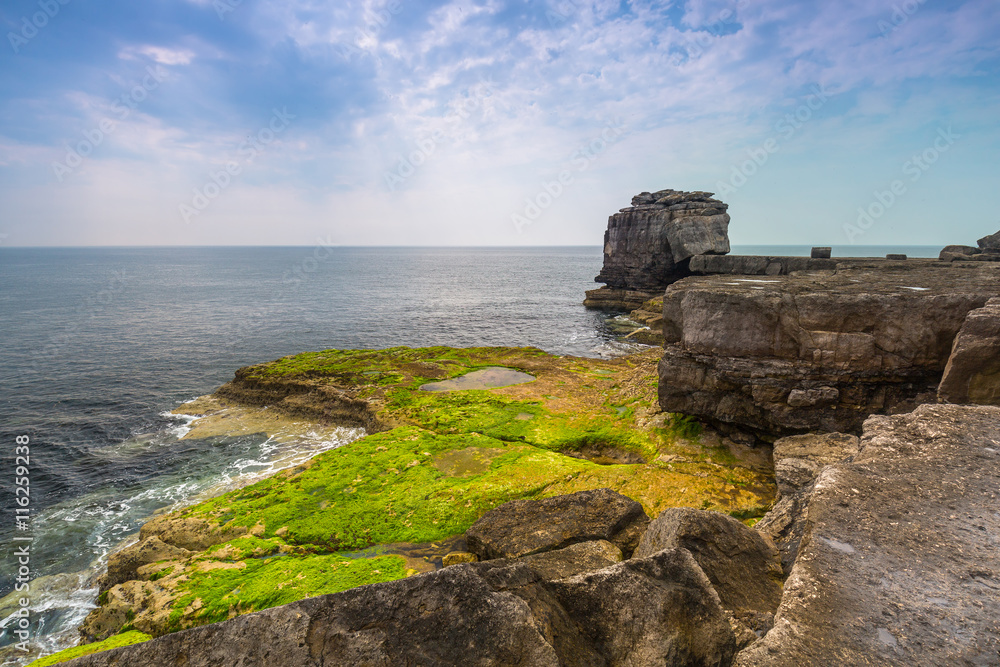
[
  {"xmin": 88, "ymin": 345, "xmax": 775, "ymax": 642},
  {"xmin": 27, "ymin": 631, "xmax": 151, "ymax": 667},
  {"xmin": 166, "ymin": 552, "xmax": 407, "ymax": 632}
]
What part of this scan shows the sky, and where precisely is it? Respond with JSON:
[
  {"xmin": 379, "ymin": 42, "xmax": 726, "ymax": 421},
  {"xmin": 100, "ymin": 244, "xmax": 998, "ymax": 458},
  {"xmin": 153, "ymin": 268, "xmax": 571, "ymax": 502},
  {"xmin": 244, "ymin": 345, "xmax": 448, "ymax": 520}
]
[{"xmin": 0, "ymin": 0, "xmax": 998, "ymax": 247}]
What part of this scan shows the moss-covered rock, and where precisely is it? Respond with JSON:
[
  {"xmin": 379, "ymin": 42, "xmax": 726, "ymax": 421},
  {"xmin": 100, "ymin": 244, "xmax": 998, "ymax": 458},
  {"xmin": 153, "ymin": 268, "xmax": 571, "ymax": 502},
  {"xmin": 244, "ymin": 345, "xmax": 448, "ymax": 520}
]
[
  {"xmin": 26, "ymin": 631, "xmax": 151, "ymax": 667},
  {"xmin": 77, "ymin": 345, "xmax": 775, "ymax": 651}
]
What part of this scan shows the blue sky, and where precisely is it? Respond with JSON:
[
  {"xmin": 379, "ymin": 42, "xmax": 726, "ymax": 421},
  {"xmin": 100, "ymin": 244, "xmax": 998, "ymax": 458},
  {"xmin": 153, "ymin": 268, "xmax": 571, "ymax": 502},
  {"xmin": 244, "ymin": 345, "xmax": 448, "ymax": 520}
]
[{"xmin": 0, "ymin": 0, "xmax": 998, "ymax": 246}]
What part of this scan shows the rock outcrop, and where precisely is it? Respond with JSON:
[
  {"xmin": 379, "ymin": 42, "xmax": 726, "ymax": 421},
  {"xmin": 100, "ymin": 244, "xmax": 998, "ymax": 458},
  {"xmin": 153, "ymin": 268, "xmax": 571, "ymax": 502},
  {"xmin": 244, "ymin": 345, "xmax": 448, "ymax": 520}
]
[
  {"xmin": 635, "ymin": 508, "xmax": 783, "ymax": 637},
  {"xmin": 978, "ymin": 229, "xmax": 1000, "ymax": 251},
  {"xmin": 585, "ymin": 189, "xmax": 730, "ymax": 310},
  {"xmin": 657, "ymin": 261, "xmax": 1000, "ymax": 438},
  {"xmin": 63, "ymin": 546, "xmax": 737, "ymax": 667},
  {"xmin": 938, "ymin": 297, "xmax": 1000, "ymax": 405},
  {"xmin": 737, "ymin": 404, "xmax": 1000, "ymax": 666},
  {"xmin": 466, "ymin": 488, "xmax": 651, "ymax": 560},
  {"xmin": 754, "ymin": 432, "xmax": 860, "ymax": 574}
]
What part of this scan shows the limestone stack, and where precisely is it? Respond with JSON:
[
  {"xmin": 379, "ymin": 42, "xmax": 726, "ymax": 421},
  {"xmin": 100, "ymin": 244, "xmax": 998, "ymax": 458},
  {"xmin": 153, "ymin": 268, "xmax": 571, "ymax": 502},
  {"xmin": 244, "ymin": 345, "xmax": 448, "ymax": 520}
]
[{"xmin": 584, "ymin": 189, "xmax": 731, "ymax": 310}]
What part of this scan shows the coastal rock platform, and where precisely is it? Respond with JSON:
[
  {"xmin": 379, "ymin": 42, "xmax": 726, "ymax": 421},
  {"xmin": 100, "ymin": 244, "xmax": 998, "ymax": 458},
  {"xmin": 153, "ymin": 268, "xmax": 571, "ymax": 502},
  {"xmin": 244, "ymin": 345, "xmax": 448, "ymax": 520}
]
[{"xmin": 657, "ymin": 261, "xmax": 1000, "ymax": 438}]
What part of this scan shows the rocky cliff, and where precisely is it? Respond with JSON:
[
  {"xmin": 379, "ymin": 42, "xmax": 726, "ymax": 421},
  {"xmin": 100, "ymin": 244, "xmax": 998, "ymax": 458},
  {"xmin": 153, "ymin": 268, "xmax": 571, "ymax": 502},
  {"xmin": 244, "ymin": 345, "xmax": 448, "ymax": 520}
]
[
  {"xmin": 657, "ymin": 260, "xmax": 1000, "ymax": 439},
  {"xmin": 584, "ymin": 189, "xmax": 731, "ymax": 310}
]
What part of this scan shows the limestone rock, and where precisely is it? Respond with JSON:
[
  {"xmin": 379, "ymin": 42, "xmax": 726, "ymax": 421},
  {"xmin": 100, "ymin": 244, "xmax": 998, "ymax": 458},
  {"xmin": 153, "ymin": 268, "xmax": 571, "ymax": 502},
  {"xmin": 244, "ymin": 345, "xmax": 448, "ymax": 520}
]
[
  {"xmin": 938, "ymin": 297, "xmax": 1000, "ymax": 405},
  {"xmin": 139, "ymin": 514, "xmax": 248, "ymax": 552},
  {"xmin": 98, "ymin": 537, "xmax": 193, "ymax": 592},
  {"xmin": 634, "ymin": 508, "xmax": 783, "ymax": 633},
  {"xmin": 588, "ymin": 189, "xmax": 730, "ymax": 309},
  {"xmin": 546, "ymin": 549, "xmax": 737, "ymax": 666},
  {"xmin": 65, "ymin": 548, "xmax": 736, "ymax": 667},
  {"xmin": 977, "ymin": 229, "xmax": 1000, "ymax": 250},
  {"xmin": 736, "ymin": 404, "xmax": 1000, "ymax": 666},
  {"xmin": 939, "ymin": 244, "xmax": 981, "ymax": 261},
  {"xmin": 658, "ymin": 262, "xmax": 1000, "ymax": 437},
  {"xmin": 466, "ymin": 488, "xmax": 650, "ymax": 560},
  {"xmin": 756, "ymin": 433, "xmax": 860, "ymax": 573},
  {"xmin": 485, "ymin": 539, "xmax": 622, "ymax": 581}
]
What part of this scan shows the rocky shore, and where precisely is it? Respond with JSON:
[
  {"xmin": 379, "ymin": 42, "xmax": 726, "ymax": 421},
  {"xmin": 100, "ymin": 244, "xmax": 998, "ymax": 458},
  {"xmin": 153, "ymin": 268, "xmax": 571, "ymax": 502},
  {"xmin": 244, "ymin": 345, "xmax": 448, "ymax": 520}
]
[{"xmin": 29, "ymin": 195, "xmax": 1000, "ymax": 666}]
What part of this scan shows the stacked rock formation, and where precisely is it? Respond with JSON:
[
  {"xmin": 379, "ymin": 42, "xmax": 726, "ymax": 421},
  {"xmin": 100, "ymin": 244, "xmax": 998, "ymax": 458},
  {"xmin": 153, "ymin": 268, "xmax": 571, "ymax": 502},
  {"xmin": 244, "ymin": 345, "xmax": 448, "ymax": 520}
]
[
  {"xmin": 656, "ymin": 260, "xmax": 1000, "ymax": 439},
  {"xmin": 938, "ymin": 228, "xmax": 1000, "ymax": 262},
  {"xmin": 584, "ymin": 189, "xmax": 731, "ymax": 310}
]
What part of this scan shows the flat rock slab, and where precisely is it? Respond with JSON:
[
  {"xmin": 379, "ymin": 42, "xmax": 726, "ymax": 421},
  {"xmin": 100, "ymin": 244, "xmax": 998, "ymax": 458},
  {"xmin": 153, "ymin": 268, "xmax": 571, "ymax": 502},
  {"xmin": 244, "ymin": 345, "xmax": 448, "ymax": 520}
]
[
  {"xmin": 737, "ymin": 404, "xmax": 1000, "ymax": 666},
  {"xmin": 466, "ymin": 488, "xmax": 651, "ymax": 560},
  {"xmin": 63, "ymin": 548, "xmax": 735, "ymax": 667},
  {"xmin": 419, "ymin": 367, "xmax": 536, "ymax": 391}
]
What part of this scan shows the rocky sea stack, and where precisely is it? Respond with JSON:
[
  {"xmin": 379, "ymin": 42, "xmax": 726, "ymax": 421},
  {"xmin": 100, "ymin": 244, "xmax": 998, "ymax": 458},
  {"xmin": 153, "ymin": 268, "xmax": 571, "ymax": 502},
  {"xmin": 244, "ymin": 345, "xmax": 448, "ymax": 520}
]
[{"xmin": 584, "ymin": 189, "xmax": 731, "ymax": 310}]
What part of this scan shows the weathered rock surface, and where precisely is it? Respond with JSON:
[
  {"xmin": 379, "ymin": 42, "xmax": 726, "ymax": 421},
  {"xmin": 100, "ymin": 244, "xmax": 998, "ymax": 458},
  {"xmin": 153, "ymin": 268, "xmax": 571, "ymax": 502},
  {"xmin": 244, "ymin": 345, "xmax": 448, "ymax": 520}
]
[
  {"xmin": 939, "ymin": 244, "xmax": 981, "ymax": 261},
  {"xmin": 634, "ymin": 508, "xmax": 783, "ymax": 634},
  {"xmin": 65, "ymin": 548, "xmax": 736, "ymax": 667},
  {"xmin": 755, "ymin": 432, "xmax": 860, "ymax": 574},
  {"xmin": 978, "ymin": 229, "xmax": 1000, "ymax": 250},
  {"xmin": 938, "ymin": 297, "xmax": 1000, "ymax": 405},
  {"xmin": 585, "ymin": 189, "xmax": 730, "ymax": 309},
  {"xmin": 98, "ymin": 537, "xmax": 193, "ymax": 592},
  {"xmin": 466, "ymin": 488, "xmax": 651, "ymax": 560},
  {"xmin": 486, "ymin": 539, "xmax": 623, "ymax": 581},
  {"xmin": 737, "ymin": 404, "xmax": 1000, "ymax": 666},
  {"xmin": 658, "ymin": 262, "xmax": 1000, "ymax": 438}
]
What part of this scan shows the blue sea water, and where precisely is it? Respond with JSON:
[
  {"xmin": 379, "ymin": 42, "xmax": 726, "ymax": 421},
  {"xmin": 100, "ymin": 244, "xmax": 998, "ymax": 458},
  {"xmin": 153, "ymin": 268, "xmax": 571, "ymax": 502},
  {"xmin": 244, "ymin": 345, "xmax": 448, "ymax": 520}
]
[{"xmin": 0, "ymin": 244, "xmax": 940, "ymax": 662}]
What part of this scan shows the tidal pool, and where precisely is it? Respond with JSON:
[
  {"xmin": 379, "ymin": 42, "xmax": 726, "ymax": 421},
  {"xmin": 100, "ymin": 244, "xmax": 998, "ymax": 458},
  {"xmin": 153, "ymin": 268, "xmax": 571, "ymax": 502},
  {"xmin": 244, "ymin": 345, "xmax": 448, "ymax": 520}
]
[{"xmin": 419, "ymin": 367, "xmax": 536, "ymax": 392}]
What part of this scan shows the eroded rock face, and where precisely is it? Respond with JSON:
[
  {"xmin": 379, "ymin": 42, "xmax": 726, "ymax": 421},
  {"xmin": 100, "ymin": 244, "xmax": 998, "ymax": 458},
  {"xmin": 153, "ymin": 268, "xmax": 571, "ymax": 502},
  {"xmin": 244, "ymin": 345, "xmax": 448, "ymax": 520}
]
[
  {"xmin": 585, "ymin": 189, "xmax": 730, "ymax": 309},
  {"xmin": 978, "ymin": 229, "xmax": 1000, "ymax": 250},
  {"xmin": 466, "ymin": 488, "xmax": 651, "ymax": 560},
  {"xmin": 938, "ymin": 297, "xmax": 1000, "ymax": 405},
  {"xmin": 634, "ymin": 508, "xmax": 783, "ymax": 635},
  {"xmin": 737, "ymin": 404, "xmax": 1000, "ymax": 666},
  {"xmin": 65, "ymin": 548, "xmax": 736, "ymax": 667},
  {"xmin": 658, "ymin": 262, "xmax": 1000, "ymax": 438},
  {"xmin": 99, "ymin": 537, "xmax": 193, "ymax": 592},
  {"xmin": 755, "ymin": 432, "xmax": 860, "ymax": 574}
]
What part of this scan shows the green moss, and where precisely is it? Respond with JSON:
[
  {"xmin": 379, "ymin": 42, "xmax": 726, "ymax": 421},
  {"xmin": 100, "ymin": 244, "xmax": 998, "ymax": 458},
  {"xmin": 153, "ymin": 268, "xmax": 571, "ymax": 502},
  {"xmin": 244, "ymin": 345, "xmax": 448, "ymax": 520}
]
[
  {"xmin": 188, "ymin": 426, "xmax": 604, "ymax": 550},
  {"xmin": 27, "ymin": 631, "xmax": 151, "ymax": 666},
  {"xmin": 121, "ymin": 345, "xmax": 775, "ymax": 640},
  {"xmin": 167, "ymin": 553, "xmax": 407, "ymax": 631}
]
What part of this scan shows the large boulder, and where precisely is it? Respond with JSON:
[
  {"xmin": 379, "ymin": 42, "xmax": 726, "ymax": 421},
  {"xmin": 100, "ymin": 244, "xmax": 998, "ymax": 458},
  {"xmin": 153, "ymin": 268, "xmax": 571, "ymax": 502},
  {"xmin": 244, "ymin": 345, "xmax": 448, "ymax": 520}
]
[
  {"xmin": 64, "ymin": 548, "xmax": 736, "ymax": 667},
  {"xmin": 938, "ymin": 297, "xmax": 1000, "ymax": 405},
  {"xmin": 466, "ymin": 488, "xmax": 650, "ymax": 560},
  {"xmin": 977, "ymin": 229, "xmax": 1000, "ymax": 251},
  {"xmin": 585, "ymin": 189, "xmax": 730, "ymax": 309},
  {"xmin": 657, "ymin": 261, "xmax": 1000, "ymax": 438},
  {"xmin": 634, "ymin": 508, "xmax": 783, "ymax": 633},
  {"xmin": 736, "ymin": 404, "xmax": 1000, "ymax": 666}
]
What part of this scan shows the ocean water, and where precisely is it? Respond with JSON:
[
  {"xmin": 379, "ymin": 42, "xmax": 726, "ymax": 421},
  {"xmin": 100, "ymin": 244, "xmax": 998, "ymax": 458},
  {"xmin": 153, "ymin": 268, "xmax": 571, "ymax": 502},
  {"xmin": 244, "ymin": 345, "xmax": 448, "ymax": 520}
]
[
  {"xmin": 0, "ymin": 246, "xmax": 651, "ymax": 663},
  {"xmin": 0, "ymin": 244, "xmax": 939, "ymax": 663}
]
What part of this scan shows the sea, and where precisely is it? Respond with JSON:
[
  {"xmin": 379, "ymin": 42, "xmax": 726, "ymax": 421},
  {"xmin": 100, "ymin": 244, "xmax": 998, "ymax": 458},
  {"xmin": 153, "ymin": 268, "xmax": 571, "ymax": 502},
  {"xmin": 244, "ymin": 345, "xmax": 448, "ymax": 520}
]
[{"xmin": 0, "ymin": 244, "xmax": 940, "ymax": 663}]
